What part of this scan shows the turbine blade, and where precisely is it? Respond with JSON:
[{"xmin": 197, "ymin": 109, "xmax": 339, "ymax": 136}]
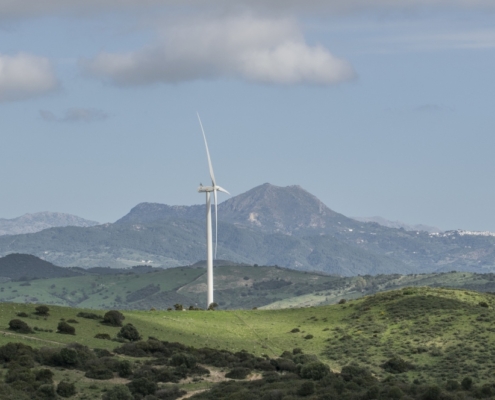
[
  {"xmin": 214, "ymin": 189, "xmax": 218, "ymax": 259},
  {"xmin": 197, "ymin": 113, "xmax": 216, "ymax": 186},
  {"xmin": 215, "ymin": 186, "xmax": 230, "ymax": 195}
]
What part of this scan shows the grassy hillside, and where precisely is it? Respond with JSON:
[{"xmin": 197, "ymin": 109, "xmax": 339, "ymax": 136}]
[
  {"xmin": 4, "ymin": 264, "xmax": 495, "ymax": 312},
  {"xmin": 2, "ymin": 287, "xmax": 495, "ymax": 385}
]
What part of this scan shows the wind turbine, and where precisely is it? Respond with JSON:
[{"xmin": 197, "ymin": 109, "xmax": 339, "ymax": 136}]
[{"xmin": 197, "ymin": 114, "xmax": 229, "ymax": 309}]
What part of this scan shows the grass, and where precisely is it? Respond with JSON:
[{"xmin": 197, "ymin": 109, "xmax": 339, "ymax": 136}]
[{"xmin": 2, "ymin": 286, "xmax": 495, "ymax": 386}]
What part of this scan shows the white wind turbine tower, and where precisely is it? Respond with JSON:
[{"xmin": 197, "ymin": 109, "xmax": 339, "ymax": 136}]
[{"xmin": 197, "ymin": 114, "xmax": 229, "ymax": 309}]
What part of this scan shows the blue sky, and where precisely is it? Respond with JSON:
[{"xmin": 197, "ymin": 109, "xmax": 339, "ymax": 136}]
[{"xmin": 0, "ymin": 1, "xmax": 494, "ymax": 231}]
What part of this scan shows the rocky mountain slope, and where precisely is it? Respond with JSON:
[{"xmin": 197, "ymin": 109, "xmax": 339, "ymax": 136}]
[
  {"xmin": 0, "ymin": 211, "xmax": 99, "ymax": 235},
  {"xmin": 0, "ymin": 183, "xmax": 494, "ymax": 274}
]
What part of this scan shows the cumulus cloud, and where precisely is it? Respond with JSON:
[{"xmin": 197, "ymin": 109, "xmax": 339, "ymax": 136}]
[
  {"xmin": 82, "ymin": 15, "xmax": 356, "ymax": 86},
  {"xmin": 40, "ymin": 108, "xmax": 108, "ymax": 122},
  {"xmin": 0, "ymin": 53, "xmax": 58, "ymax": 102}
]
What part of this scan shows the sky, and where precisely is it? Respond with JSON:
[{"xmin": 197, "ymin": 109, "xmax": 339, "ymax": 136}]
[{"xmin": 0, "ymin": 1, "xmax": 494, "ymax": 231}]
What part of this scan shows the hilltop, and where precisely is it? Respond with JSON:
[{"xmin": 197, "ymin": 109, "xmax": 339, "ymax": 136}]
[
  {"xmin": 0, "ymin": 253, "xmax": 82, "ymax": 281},
  {"xmin": 0, "ymin": 211, "xmax": 99, "ymax": 236}
]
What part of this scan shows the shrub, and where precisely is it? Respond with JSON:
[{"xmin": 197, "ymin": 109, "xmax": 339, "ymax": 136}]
[
  {"xmin": 338, "ymin": 299, "xmax": 347, "ymax": 304},
  {"xmin": 57, "ymin": 381, "xmax": 76, "ymax": 398},
  {"xmin": 103, "ymin": 310, "xmax": 125, "ymax": 327},
  {"xmin": 8, "ymin": 319, "xmax": 33, "ymax": 334},
  {"xmin": 445, "ymin": 380, "xmax": 460, "ymax": 391},
  {"xmin": 102, "ymin": 385, "xmax": 133, "ymax": 400},
  {"xmin": 381, "ymin": 357, "xmax": 414, "ymax": 374},
  {"xmin": 170, "ymin": 353, "xmax": 196, "ymax": 369},
  {"xmin": 479, "ymin": 301, "xmax": 489, "ymax": 308},
  {"xmin": 57, "ymin": 321, "xmax": 75, "ymax": 335},
  {"xmin": 95, "ymin": 333, "xmax": 111, "ymax": 340},
  {"xmin": 36, "ymin": 369, "xmax": 54, "ymax": 383},
  {"xmin": 76, "ymin": 312, "xmax": 102, "ymax": 320},
  {"xmin": 297, "ymin": 381, "xmax": 315, "ymax": 396},
  {"xmin": 174, "ymin": 304, "xmax": 183, "ymax": 311},
  {"xmin": 34, "ymin": 305, "xmax": 50, "ymax": 316},
  {"xmin": 461, "ymin": 377, "xmax": 473, "ymax": 390},
  {"xmin": 119, "ymin": 360, "xmax": 133, "ymax": 378},
  {"xmin": 127, "ymin": 377, "xmax": 157, "ymax": 396},
  {"xmin": 304, "ymin": 334, "xmax": 314, "ymax": 340},
  {"xmin": 225, "ymin": 367, "xmax": 251, "ymax": 379},
  {"xmin": 16, "ymin": 312, "xmax": 28, "ymax": 318},
  {"xmin": 290, "ymin": 328, "xmax": 300, "ymax": 333},
  {"xmin": 59, "ymin": 348, "xmax": 79, "ymax": 366},
  {"xmin": 422, "ymin": 385, "xmax": 442, "ymax": 400},
  {"xmin": 36, "ymin": 384, "xmax": 56, "ymax": 399},
  {"xmin": 66, "ymin": 319, "xmax": 78, "ymax": 324},
  {"xmin": 300, "ymin": 362, "xmax": 330, "ymax": 381},
  {"xmin": 117, "ymin": 324, "xmax": 142, "ymax": 342}
]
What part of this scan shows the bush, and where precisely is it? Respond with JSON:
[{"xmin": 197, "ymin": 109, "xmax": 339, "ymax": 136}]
[
  {"xmin": 170, "ymin": 353, "xmax": 196, "ymax": 369},
  {"xmin": 119, "ymin": 360, "xmax": 133, "ymax": 378},
  {"xmin": 445, "ymin": 380, "xmax": 460, "ymax": 391},
  {"xmin": 127, "ymin": 377, "xmax": 157, "ymax": 396},
  {"xmin": 225, "ymin": 367, "xmax": 251, "ymax": 379},
  {"xmin": 381, "ymin": 357, "xmax": 414, "ymax": 374},
  {"xmin": 304, "ymin": 334, "xmax": 314, "ymax": 340},
  {"xmin": 422, "ymin": 385, "xmax": 442, "ymax": 400},
  {"xmin": 300, "ymin": 362, "xmax": 330, "ymax": 381},
  {"xmin": 36, "ymin": 384, "xmax": 56, "ymax": 399},
  {"xmin": 102, "ymin": 385, "xmax": 133, "ymax": 400},
  {"xmin": 8, "ymin": 319, "xmax": 33, "ymax": 334},
  {"xmin": 57, "ymin": 381, "xmax": 76, "ymax": 398},
  {"xmin": 76, "ymin": 312, "xmax": 102, "ymax": 320},
  {"xmin": 36, "ymin": 369, "xmax": 54, "ymax": 383},
  {"xmin": 57, "ymin": 321, "xmax": 75, "ymax": 335},
  {"xmin": 95, "ymin": 333, "xmax": 111, "ymax": 340},
  {"xmin": 461, "ymin": 377, "xmax": 473, "ymax": 390},
  {"xmin": 117, "ymin": 324, "xmax": 141, "ymax": 342},
  {"xmin": 16, "ymin": 312, "xmax": 28, "ymax": 318},
  {"xmin": 338, "ymin": 299, "xmax": 347, "ymax": 304},
  {"xmin": 103, "ymin": 310, "xmax": 125, "ymax": 327},
  {"xmin": 290, "ymin": 328, "xmax": 300, "ymax": 333},
  {"xmin": 34, "ymin": 305, "xmax": 50, "ymax": 316},
  {"xmin": 479, "ymin": 301, "xmax": 489, "ymax": 308},
  {"xmin": 297, "ymin": 381, "xmax": 315, "ymax": 396}
]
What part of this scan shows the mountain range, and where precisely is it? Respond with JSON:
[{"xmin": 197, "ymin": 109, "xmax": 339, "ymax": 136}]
[
  {"xmin": 0, "ymin": 211, "xmax": 99, "ymax": 236},
  {"xmin": 0, "ymin": 183, "xmax": 494, "ymax": 275},
  {"xmin": 352, "ymin": 216, "xmax": 441, "ymax": 234}
]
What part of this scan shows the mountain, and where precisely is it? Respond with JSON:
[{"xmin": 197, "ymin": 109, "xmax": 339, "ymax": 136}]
[
  {"xmin": 1, "ymin": 183, "xmax": 495, "ymax": 275},
  {"xmin": 352, "ymin": 215, "xmax": 441, "ymax": 233},
  {"xmin": 0, "ymin": 212, "xmax": 99, "ymax": 236},
  {"xmin": 0, "ymin": 253, "xmax": 82, "ymax": 280},
  {"xmin": 117, "ymin": 183, "xmax": 357, "ymax": 236}
]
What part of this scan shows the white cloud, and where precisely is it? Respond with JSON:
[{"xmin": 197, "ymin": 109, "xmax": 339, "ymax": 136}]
[
  {"xmin": 40, "ymin": 108, "xmax": 108, "ymax": 122},
  {"xmin": 82, "ymin": 15, "xmax": 356, "ymax": 86},
  {"xmin": 0, "ymin": 53, "xmax": 58, "ymax": 102}
]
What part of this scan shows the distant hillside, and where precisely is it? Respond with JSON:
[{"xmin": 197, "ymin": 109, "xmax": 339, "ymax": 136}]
[
  {"xmin": 353, "ymin": 215, "xmax": 441, "ymax": 233},
  {"xmin": 0, "ymin": 211, "xmax": 99, "ymax": 235},
  {"xmin": 0, "ymin": 253, "xmax": 82, "ymax": 280},
  {"xmin": 1, "ymin": 183, "xmax": 495, "ymax": 274}
]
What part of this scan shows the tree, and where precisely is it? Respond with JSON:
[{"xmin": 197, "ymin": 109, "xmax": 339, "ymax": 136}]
[
  {"xmin": 35, "ymin": 305, "xmax": 50, "ymax": 316},
  {"xmin": 117, "ymin": 324, "xmax": 141, "ymax": 342},
  {"xmin": 103, "ymin": 310, "xmax": 125, "ymax": 327},
  {"xmin": 57, "ymin": 321, "xmax": 75, "ymax": 335},
  {"xmin": 8, "ymin": 319, "xmax": 33, "ymax": 334}
]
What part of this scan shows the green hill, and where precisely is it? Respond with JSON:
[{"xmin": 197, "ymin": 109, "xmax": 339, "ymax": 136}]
[
  {"xmin": 1, "ymin": 287, "xmax": 495, "ymax": 398},
  {"xmin": 0, "ymin": 253, "xmax": 82, "ymax": 281}
]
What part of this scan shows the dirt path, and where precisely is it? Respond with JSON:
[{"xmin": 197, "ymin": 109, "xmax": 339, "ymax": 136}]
[{"xmin": 0, "ymin": 330, "xmax": 65, "ymax": 346}]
